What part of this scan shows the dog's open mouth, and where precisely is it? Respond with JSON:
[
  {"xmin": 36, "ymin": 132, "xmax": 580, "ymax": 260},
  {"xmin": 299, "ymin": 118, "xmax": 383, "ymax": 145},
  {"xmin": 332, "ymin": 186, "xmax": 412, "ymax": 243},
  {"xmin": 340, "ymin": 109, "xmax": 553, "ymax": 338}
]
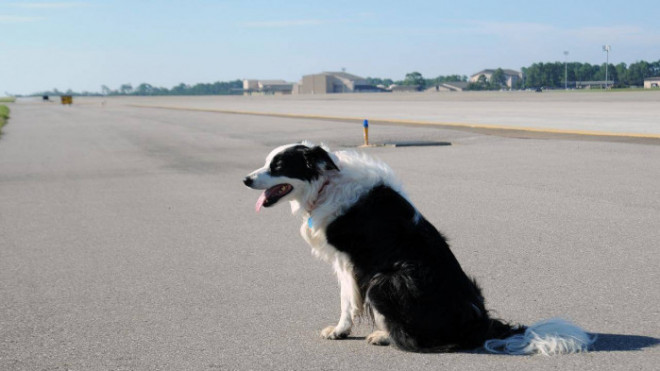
[{"xmin": 255, "ymin": 184, "xmax": 293, "ymax": 212}]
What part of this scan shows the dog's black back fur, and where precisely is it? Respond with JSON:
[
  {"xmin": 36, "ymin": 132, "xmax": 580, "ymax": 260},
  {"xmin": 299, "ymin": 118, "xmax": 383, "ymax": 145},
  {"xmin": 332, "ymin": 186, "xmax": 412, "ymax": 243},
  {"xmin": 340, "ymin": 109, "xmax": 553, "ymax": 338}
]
[{"xmin": 326, "ymin": 184, "xmax": 524, "ymax": 352}]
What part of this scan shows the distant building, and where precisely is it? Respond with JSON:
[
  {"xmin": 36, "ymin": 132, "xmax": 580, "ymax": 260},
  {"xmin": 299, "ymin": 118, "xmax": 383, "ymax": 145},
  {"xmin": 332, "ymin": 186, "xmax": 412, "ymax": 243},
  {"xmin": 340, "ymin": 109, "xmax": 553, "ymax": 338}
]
[
  {"xmin": 575, "ymin": 81, "xmax": 614, "ymax": 89},
  {"xmin": 243, "ymin": 79, "xmax": 293, "ymax": 95},
  {"xmin": 390, "ymin": 84, "xmax": 420, "ymax": 93},
  {"xmin": 644, "ymin": 77, "xmax": 660, "ymax": 89},
  {"xmin": 425, "ymin": 82, "xmax": 469, "ymax": 92},
  {"xmin": 299, "ymin": 72, "xmax": 377, "ymax": 94},
  {"xmin": 470, "ymin": 69, "xmax": 522, "ymax": 88}
]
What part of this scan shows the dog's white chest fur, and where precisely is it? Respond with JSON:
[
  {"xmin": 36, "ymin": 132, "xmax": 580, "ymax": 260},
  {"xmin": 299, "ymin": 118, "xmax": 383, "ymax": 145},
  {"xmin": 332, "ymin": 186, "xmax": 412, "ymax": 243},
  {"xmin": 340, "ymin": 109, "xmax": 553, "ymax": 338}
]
[{"xmin": 300, "ymin": 218, "xmax": 334, "ymax": 262}]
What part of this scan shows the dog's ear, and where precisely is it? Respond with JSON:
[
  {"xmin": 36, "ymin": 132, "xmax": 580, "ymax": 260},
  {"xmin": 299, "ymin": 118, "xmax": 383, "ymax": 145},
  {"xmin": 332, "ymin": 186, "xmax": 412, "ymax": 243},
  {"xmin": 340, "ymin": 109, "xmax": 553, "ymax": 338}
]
[{"xmin": 303, "ymin": 146, "xmax": 339, "ymax": 172}]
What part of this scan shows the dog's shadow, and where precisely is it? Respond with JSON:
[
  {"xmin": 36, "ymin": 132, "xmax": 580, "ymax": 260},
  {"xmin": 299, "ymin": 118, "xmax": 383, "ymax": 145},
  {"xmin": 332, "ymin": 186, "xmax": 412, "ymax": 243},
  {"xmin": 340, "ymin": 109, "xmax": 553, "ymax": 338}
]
[
  {"xmin": 345, "ymin": 333, "xmax": 659, "ymax": 353},
  {"xmin": 591, "ymin": 333, "xmax": 659, "ymax": 352}
]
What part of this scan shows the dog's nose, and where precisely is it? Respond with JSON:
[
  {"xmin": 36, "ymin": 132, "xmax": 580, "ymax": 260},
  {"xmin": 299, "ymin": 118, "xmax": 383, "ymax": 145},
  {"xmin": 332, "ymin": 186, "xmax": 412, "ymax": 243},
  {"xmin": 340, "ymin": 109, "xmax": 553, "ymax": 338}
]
[{"xmin": 243, "ymin": 176, "xmax": 253, "ymax": 187}]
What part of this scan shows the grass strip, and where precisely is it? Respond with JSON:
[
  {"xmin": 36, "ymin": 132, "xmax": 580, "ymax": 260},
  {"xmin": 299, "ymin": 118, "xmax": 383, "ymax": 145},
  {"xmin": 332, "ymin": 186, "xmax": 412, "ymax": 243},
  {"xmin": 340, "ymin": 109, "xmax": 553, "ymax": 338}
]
[
  {"xmin": 0, "ymin": 97, "xmax": 16, "ymax": 103},
  {"xmin": 0, "ymin": 105, "xmax": 9, "ymax": 135}
]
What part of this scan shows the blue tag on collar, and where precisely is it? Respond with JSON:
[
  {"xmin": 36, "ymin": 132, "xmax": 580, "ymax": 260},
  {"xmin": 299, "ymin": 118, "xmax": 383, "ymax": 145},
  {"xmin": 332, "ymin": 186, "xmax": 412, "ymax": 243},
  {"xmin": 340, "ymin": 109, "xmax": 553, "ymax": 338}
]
[{"xmin": 307, "ymin": 217, "xmax": 313, "ymax": 228}]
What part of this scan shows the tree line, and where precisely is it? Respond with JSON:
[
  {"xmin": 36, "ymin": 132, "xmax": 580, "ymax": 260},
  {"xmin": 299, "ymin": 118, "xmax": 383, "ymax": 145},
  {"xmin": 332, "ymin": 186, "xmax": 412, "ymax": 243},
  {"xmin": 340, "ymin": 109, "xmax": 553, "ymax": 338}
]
[
  {"xmin": 373, "ymin": 59, "xmax": 660, "ymax": 91},
  {"xmin": 29, "ymin": 58, "xmax": 660, "ymax": 97},
  {"xmin": 33, "ymin": 80, "xmax": 244, "ymax": 97},
  {"xmin": 522, "ymin": 60, "xmax": 660, "ymax": 89}
]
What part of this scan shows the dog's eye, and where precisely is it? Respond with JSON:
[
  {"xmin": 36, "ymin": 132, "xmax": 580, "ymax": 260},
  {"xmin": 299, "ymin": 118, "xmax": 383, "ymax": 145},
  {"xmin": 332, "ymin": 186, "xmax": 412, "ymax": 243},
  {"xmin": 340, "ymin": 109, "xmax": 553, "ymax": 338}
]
[{"xmin": 270, "ymin": 160, "xmax": 282, "ymax": 173}]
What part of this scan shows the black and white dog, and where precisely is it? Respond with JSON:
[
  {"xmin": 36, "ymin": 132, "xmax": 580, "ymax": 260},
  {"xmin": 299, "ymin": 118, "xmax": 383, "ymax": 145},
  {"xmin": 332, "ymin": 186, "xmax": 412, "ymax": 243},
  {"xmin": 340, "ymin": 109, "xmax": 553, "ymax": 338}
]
[{"xmin": 243, "ymin": 142, "xmax": 595, "ymax": 355}]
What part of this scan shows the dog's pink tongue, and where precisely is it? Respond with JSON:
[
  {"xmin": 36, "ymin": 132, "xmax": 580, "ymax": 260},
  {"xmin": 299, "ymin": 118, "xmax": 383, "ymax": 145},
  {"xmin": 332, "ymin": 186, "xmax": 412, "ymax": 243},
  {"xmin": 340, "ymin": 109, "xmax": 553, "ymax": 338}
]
[{"xmin": 255, "ymin": 191, "xmax": 267, "ymax": 212}]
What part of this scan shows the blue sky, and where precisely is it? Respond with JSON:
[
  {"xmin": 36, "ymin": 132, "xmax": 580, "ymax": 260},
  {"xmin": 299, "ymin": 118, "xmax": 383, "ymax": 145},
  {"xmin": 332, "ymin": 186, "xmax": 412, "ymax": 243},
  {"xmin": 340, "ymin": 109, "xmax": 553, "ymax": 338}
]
[{"xmin": 2, "ymin": 0, "xmax": 659, "ymax": 95}]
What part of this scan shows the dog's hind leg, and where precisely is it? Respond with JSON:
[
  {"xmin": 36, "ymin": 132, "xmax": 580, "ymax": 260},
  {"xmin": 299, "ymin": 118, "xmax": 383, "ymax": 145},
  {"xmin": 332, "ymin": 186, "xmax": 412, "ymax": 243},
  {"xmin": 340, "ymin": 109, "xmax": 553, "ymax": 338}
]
[
  {"xmin": 321, "ymin": 257, "xmax": 362, "ymax": 340},
  {"xmin": 366, "ymin": 308, "xmax": 391, "ymax": 346},
  {"xmin": 365, "ymin": 269, "xmax": 425, "ymax": 351}
]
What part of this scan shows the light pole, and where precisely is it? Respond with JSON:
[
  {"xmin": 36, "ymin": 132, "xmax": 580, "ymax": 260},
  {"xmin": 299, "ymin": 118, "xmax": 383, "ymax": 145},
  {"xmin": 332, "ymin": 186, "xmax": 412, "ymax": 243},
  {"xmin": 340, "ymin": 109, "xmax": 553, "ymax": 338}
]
[
  {"xmin": 602, "ymin": 45, "xmax": 611, "ymax": 88},
  {"xmin": 564, "ymin": 51, "xmax": 569, "ymax": 90}
]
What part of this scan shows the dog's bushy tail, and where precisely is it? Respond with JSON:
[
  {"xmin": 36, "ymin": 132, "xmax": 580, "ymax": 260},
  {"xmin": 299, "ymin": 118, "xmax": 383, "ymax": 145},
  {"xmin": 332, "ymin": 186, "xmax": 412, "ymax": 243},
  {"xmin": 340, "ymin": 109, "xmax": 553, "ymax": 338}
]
[{"xmin": 484, "ymin": 318, "xmax": 596, "ymax": 355}]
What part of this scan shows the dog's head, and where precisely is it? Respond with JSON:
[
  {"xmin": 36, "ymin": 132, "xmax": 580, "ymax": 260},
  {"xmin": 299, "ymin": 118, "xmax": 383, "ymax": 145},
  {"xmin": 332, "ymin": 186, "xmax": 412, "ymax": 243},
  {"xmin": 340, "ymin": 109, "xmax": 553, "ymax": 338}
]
[{"xmin": 243, "ymin": 143, "xmax": 339, "ymax": 211}]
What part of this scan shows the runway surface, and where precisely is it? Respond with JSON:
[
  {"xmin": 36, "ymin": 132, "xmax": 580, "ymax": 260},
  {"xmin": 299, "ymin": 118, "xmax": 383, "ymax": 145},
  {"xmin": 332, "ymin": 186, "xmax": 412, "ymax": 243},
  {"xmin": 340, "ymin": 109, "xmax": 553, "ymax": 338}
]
[
  {"xmin": 104, "ymin": 90, "xmax": 660, "ymax": 138},
  {"xmin": 1, "ymin": 98, "xmax": 658, "ymax": 370}
]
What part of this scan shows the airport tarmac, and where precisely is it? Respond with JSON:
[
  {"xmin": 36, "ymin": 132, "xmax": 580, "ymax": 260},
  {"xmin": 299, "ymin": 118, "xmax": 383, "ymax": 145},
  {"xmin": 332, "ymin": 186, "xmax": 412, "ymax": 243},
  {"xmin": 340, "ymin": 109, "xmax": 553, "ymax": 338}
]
[
  {"xmin": 97, "ymin": 90, "xmax": 660, "ymax": 138},
  {"xmin": 0, "ymin": 97, "xmax": 658, "ymax": 370}
]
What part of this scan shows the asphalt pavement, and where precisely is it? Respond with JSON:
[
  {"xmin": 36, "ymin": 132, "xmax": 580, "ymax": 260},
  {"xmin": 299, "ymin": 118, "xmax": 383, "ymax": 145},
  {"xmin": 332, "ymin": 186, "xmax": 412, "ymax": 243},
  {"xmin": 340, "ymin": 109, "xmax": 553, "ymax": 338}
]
[
  {"xmin": 104, "ymin": 90, "xmax": 660, "ymax": 137},
  {"xmin": 0, "ymin": 99, "xmax": 658, "ymax": 370}
]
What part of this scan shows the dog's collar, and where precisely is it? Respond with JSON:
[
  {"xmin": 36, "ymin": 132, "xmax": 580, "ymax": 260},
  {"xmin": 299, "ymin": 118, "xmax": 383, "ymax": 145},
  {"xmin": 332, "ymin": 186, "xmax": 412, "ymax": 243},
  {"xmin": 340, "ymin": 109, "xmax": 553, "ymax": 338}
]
[{"xmin": 306, "ymin": 179, "xmax": 330, "ymax": 214}]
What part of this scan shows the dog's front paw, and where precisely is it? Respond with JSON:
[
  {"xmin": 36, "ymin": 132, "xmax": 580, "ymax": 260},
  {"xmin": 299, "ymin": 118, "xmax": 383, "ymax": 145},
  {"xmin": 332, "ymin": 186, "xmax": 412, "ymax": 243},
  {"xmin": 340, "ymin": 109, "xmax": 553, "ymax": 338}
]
[{"xmin": 321, "ymin": 325, "xmax": 350, "ymax": 340}]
